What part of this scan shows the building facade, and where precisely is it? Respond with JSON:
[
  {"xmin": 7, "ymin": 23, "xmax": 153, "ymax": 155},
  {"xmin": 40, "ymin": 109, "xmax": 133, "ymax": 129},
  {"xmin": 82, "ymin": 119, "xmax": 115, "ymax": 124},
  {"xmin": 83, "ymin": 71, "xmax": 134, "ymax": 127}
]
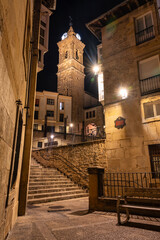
[
  {"xmin": 87, "ymin": 0, "xmax": 160, "ymax": 172},
  {"xmin": 34, "ymin": 91, "xmax": 72, "ymax": 132},
  {"xmin": 0, "ymin": 0, "xmax": 56, "ymax": 239}
]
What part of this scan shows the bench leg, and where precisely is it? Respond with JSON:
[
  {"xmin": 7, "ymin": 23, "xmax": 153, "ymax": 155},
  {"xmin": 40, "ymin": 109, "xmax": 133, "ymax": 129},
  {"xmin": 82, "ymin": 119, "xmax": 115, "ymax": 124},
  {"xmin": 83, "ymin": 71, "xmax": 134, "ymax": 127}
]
[{"xmin": 117, "ymin": 196, "xmax": 130, "ymax": 225}]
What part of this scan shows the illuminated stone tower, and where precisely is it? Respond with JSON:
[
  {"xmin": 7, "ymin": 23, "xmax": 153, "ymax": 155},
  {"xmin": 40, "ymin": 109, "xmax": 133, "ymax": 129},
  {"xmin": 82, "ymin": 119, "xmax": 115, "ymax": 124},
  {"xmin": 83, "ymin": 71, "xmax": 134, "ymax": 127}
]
[{"xmin": 57, "ymin": 26, "xmax": 85, "ymax": 133}]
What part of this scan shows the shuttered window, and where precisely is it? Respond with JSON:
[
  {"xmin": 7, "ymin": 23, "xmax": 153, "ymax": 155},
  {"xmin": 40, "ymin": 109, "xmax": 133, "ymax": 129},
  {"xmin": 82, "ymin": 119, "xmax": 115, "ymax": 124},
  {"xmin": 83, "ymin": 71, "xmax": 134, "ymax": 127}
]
[{"xmin": 139, "ymin": 56, "xmax": 160, "ymax": 80}]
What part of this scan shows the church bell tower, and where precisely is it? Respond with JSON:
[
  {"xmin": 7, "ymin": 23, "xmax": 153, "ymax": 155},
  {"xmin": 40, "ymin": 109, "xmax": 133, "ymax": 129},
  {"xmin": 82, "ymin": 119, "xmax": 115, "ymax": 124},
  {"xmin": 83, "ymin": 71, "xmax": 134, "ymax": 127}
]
[{"xmin": 57, "ymin": 25, "xmax": 85, "ymax": 133}]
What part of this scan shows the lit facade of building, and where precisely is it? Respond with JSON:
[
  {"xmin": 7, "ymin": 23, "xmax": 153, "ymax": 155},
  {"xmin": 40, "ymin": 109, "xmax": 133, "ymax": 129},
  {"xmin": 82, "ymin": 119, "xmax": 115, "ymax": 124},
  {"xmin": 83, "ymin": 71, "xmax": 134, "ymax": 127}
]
[
  {"xmin": 87, "ymin": 0, "xmax": 160, "ymax": 172},
  {"xmin": 0, "ymin": 0, "xmax": 56, "ymax": 239},
  {"xmin": 34, "ymin": 91, "xmax": 72, "ymax": 132},
  {"xmin": 38, "ymin": 4, "xmax": 52, "ymax": 71}
]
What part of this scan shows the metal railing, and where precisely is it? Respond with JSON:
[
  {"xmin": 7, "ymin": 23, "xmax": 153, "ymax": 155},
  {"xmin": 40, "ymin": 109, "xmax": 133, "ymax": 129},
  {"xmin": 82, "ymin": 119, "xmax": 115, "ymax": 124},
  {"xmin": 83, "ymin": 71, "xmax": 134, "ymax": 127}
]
[
  {"xmin": 140, "ymin": 74, "xmax": 160, "ymax": 95},
  {"xmin": 104, "ymin": 172, "xmax": 160, "ymax": 198},
  {"xmin": 135, "ymin": 25, "xmax": 155, "ymax": 45}
]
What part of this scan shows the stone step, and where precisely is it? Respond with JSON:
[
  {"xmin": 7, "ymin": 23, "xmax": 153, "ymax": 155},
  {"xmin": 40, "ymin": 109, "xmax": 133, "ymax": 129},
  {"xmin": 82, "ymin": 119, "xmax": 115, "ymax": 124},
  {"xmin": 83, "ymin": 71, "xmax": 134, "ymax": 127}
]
[
  {"xmin": 29, "ymin": 180, "xmax": 74, "ymax": 186},
  {"xmin": 29, "ymin": 176, "xmax": 67, "ymax": 181},
  {"xmin": 27, "ymin": 193, "xmax": 88, "ymax": 205},
  {"xmin": 28, "ymin": 189, "xmax": 86, "ymax": 200},
  {"xmin": 28, "ymin": 186, "xmax": 81, "ymax": 194},
  {"xmin": 29, "ymin": 179, "xmax": 72, "ymax": 185},
  {"xmin": 29, "ymin": 183, "xmax": 75, "ymax": 190}
]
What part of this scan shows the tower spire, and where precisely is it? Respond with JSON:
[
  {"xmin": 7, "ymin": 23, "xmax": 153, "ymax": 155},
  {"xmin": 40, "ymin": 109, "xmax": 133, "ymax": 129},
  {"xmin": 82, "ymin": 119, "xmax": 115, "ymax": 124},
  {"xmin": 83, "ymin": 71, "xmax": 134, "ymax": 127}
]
[{"xmin": 69, "ymin": 16, "xmax": 72, "ymax": 27}]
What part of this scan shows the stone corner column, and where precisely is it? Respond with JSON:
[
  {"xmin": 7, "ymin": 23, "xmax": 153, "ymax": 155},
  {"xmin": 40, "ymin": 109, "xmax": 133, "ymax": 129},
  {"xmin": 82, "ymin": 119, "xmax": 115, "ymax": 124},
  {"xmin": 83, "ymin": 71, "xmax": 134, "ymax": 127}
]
[{"xmin": 88, "ymin": 167, "xmax": 104, "ymax": 211}]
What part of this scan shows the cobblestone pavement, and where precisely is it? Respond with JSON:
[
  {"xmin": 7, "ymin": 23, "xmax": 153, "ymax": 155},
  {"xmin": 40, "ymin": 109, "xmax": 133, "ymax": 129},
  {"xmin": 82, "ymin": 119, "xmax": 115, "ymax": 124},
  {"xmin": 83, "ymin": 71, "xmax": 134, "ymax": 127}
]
[{"xmin": 7, "ymin": 198, "xmax": 160, "ymax": 240}]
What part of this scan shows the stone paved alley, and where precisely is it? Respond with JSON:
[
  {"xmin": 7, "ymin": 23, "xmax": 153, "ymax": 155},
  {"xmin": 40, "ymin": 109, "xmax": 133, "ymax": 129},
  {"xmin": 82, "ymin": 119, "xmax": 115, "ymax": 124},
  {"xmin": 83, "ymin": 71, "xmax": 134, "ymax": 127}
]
[{"xmin": 7, "ymin": 197, "xmax": 160, "ymax": 240}]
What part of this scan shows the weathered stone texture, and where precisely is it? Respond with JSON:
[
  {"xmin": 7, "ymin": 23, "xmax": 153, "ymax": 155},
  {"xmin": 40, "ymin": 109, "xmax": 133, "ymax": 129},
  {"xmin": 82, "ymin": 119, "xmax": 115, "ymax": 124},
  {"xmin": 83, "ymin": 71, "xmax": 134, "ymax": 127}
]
[
  {"xmin": 102, "ymin": 2, "xmax": 160, "ymax": 173},
  {"xmin": 32, "ymin": 139, "xmax": 106, "ymax": 188},
  {"xmin": 0, "ymin": 0, "xmax": 32, "ymax": 239}
]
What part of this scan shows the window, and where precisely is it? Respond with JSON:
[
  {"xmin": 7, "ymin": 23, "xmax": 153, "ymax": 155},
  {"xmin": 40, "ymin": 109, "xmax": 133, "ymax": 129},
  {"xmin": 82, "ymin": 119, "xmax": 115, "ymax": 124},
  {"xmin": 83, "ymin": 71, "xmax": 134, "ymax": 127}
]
[
  {"xmin": 59, "ymin": 113, "xmax": 64, "ymax": 122},
  {"xmin": 65, "ymin": 51, "xmax": 68, "ymax": 59},
  {"xmin": 46, "ymin": 110, "xmax": 54, "ymax": 117},
  {"xmin": 143, "ymin": 101, "xmax": 160, "ymax": 119},
  {"xmin": 85, "ymin": 110, "xmax": 96, "ymax": 119},
  {"xmin": 86, "ymin": 112, "xmax": 89, "ymax": 119},
  {"xmin": 39, "ymin": 50, "xmax": 41, "ymax": 62},
  {"xmin": 47, "ymin": 98, "xmax": 54, "ymax": 105},
  {"xmin": 34, "ymin": 124, "xmax": 38, "ymax": 130},
  {"xmin": 139, "ymin": 56, "xmax": 160, "ymax": 95},
  {"xmin": 59, "ymin": 126, "xmax": 64, "ymax": 132},
  {"xmin": 40, "ymin": 27, "xmax": 45, "ymax": 46},
  {"xmin": 60, "ymin": 102, "xmax": 64, "ymax": 110},
  {"xmin": 47, "ymin": 126, "xmax": 55, "ymax": 132},
  {"xmin": 34, "ymin": 111, "xmax": 39, "ymax": 119},
  {"xmin": 149, "ymin": 144, "xmax": 160, "ymax": 177},
  {"xmin": 41, "ymin": 20, "xmax": 46, "ymax": 27},
  {"xmin": 135, "ymin": 12, "xmax": 154, "ymax": 45},
  {"xmin": 38, "ymin": 142, "xmax": 42, "ymax": 148},
  {"xmin": 98, "ymin": 73, "xmax": 104, "ymax": 101},
  {"xmin": 35, "ymin": 98, "xmax": 39, "ymax": 106},
  {"xmin": 76, "ymin": 50, "xmax": 79, "ymax": 60}
]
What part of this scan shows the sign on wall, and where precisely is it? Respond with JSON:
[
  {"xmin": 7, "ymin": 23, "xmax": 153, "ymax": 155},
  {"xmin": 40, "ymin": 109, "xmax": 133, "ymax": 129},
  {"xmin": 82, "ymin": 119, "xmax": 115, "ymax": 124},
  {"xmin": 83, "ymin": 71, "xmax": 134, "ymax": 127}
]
[{"xmin": 115, "ymin": 117, "xmax": 126, "ymax": 129}]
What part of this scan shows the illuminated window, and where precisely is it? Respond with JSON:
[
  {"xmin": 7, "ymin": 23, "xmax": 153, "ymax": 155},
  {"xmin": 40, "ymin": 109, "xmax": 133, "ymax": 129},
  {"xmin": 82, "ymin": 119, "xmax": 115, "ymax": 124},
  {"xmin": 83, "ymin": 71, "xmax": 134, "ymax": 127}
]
[
  {"xmin": 98, "ymin": 73, "xmax": 104, "ymax": 101},
  {"xmin": 47, "ymin": 98, "xmax": 54, "ymax": 105},
  {"xmin": 60, "ymin": 102, "xmax": 64, "ymax": 110},
  {"xmin": 143, "ymin": 101, "xmax": 160, "ymax": 119},
  {"xmin": 139, "ymin": 55, "xmax": 160, "ymax": 95}
]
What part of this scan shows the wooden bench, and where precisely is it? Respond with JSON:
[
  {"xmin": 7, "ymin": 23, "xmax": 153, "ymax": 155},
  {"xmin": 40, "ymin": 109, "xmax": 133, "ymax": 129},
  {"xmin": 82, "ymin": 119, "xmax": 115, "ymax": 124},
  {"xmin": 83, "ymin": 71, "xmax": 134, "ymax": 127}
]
[{"xmin": 117, "ymin": 187, "xmax": 160, "ymax": 225}]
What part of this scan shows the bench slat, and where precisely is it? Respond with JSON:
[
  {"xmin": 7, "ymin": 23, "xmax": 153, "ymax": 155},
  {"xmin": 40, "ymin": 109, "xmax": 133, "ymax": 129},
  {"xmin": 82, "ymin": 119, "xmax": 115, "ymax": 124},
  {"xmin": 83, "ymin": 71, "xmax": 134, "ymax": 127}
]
[{"xmin": 119, "ymin": 204, "xmax": 160, "ymax": 212}]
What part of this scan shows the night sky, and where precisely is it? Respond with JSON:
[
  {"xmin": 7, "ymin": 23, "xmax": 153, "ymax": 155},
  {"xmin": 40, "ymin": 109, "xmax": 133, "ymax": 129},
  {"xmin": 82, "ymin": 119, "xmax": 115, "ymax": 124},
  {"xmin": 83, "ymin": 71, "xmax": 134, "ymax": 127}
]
[{"xmin": 37, "ymin": 0, "xmax": 123, "ymax": 97}]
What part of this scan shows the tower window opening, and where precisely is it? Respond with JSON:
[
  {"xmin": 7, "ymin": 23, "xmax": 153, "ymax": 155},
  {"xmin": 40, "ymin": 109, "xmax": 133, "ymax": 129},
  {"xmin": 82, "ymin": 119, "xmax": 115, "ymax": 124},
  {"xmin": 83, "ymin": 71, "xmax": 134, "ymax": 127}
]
[
  {"xmin": 65, "ymin": 51, "xmax": 68, "ymax": 59},
  {"xmin": 76, "ymin": 50, "xmax": 79, "ymax": 60}
]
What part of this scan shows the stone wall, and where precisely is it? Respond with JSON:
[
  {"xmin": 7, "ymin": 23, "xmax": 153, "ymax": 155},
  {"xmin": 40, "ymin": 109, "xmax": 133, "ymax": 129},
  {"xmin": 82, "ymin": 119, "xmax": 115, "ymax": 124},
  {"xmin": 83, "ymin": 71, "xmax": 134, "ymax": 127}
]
[
  {"xmin": 0, "ymin": 1, "xmax": 32, "ymax": 239},
  {"xmin": 102, "ymin": 2, "xmax": 160, "ymax": 173},
  {"xmin": 32, "ymin": 139, "xmax": 106, "ymax": 188}
]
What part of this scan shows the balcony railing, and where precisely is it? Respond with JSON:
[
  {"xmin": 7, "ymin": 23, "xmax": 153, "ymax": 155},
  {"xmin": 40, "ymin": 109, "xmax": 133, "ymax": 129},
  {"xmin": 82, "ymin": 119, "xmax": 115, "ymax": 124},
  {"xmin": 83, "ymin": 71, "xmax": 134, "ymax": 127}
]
[
  {"xmin": 135, "ymin": 25, "xmax": 155, "ymax": 45},
  {"xmin": 104, "ymin": 172, "xmax": 160, "ymax": 198},
  {"xmin": 140, "ymin": 74, "xmax": 160, "ymax": 95}
]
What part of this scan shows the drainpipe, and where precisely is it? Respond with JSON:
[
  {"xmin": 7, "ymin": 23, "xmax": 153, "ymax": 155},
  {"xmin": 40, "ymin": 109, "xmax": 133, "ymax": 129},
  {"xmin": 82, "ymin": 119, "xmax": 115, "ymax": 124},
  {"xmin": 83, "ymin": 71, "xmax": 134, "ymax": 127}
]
[{"xmin": 18, "ymin": 0, "xmax": 42, "ymax": 216}]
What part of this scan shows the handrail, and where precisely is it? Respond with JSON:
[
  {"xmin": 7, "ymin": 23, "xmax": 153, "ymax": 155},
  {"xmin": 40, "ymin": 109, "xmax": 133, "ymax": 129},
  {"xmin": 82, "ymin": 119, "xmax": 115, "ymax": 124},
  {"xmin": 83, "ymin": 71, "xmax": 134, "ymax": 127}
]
[{"xmin": 33, "ymin": 149, "xmax": 89, "ymax": 189}]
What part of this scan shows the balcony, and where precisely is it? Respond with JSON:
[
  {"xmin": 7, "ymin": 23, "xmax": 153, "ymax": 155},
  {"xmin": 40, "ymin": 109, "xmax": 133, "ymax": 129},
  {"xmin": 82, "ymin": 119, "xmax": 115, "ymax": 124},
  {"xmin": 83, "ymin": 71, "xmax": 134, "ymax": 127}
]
[
  {"xmin": 140, "ymin": 74, "xmax": 160, "ymax": 95},
  {"xmin": 135, "ymin": 25, "xmax": 155, "ymax": 45}
]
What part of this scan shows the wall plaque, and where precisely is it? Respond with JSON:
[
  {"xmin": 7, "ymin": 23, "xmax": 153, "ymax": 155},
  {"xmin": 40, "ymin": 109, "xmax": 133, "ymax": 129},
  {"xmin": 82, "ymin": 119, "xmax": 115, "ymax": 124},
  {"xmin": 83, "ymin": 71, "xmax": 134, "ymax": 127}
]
[{"xmin": 115, "ymin": 117, "xmax": 126, "ymax": 129}]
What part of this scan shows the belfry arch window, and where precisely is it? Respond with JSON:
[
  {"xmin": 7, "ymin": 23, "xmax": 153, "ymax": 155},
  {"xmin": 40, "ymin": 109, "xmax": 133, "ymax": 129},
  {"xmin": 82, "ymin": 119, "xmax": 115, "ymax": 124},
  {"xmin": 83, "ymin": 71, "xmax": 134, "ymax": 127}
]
[
  {"xmin": 76, "ymin": 50, "xmax": 79, "ymax": 60},
  {"xmin": 65, "ymin": 51, "xmax": 68, "ymax": 59}
]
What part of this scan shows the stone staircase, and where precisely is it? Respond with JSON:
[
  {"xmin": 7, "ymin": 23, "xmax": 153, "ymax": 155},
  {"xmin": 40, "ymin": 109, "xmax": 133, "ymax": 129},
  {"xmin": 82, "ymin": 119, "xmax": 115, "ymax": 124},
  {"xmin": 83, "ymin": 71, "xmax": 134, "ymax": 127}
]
[{"xmin": 27, "ymin": 158, "xmax": 88, "ymax": 205}]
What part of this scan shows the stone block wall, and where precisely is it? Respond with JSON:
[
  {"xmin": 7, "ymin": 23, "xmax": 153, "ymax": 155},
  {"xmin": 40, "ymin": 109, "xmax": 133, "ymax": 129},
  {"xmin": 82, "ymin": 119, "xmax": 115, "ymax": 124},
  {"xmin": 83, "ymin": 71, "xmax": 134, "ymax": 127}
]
[
  {"xmin": 102, "ymin": 2, "xmax": 160, "ymax": 173},
  {"xmin": 0, "ymin": 1, "xmax": 32, "ymax": 239},
  {"xmin": 32, "ymin": 139, "xmax": 106, "ymax": 188}
]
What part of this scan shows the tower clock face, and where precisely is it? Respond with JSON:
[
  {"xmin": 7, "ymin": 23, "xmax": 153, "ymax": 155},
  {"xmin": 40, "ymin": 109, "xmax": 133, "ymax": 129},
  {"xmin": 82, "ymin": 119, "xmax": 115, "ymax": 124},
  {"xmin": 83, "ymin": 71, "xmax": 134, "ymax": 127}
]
[
  {"xmin": 61, "ymin": 32, "xmax": 68, "ymax": 40},
  {"xmin": 76, "ymin": 33, "xmax": 81, "ymax": 40}
]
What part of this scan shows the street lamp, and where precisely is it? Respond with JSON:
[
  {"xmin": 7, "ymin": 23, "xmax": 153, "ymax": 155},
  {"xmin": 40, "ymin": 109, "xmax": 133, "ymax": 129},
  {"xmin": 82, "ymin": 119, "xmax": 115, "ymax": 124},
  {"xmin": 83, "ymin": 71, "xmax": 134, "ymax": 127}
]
[
  {"xmin": 50, "ymin": 134, "xmax": 54, "ymax": 139},
  {"xmin": 119, "ymin": 88, "xmax": 128, "ymax": 99},
  {"xmin": 93, "ymin": 65, "xmax": 100, "ymax": 75}
]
